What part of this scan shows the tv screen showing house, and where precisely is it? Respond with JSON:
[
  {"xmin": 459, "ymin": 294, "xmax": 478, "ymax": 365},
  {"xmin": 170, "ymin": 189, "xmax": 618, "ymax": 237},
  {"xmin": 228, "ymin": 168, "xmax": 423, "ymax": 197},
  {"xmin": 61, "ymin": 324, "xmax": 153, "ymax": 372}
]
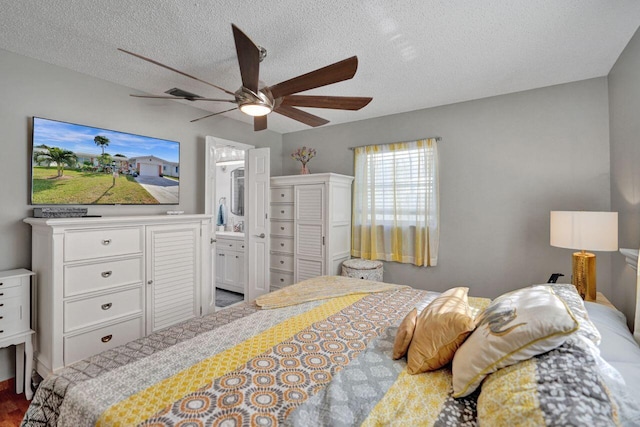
[{"xmin": 31, "ymin": 117, "xmax": 180, "ymax": 205}]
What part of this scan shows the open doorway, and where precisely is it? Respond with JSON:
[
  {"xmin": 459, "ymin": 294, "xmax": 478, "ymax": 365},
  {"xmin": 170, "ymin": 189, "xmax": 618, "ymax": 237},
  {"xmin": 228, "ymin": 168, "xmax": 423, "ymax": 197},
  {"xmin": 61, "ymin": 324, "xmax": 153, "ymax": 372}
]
[
  {"xmin": 213, "ymin": 144, "xmax": 246, "ymax": 308},
  {"xmin": 204, "ymin": 136, "xmax": 271, "ymax": 313}
]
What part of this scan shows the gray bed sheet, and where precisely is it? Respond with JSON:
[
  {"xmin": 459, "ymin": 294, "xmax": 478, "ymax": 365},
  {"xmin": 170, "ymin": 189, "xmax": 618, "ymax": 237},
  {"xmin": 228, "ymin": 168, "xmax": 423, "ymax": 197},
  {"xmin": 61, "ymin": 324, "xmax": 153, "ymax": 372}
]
[{"xmin": 585, "ymin": 300, "xmax": 640, "ymax": 424}]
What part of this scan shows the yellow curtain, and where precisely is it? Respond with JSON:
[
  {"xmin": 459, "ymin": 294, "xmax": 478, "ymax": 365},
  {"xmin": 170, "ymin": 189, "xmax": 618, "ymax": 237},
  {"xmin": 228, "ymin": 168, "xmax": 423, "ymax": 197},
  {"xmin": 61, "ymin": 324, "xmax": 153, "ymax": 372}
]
[{"xmin": 351, "ymin": 139, "xmax": 439, "ymax": 266}]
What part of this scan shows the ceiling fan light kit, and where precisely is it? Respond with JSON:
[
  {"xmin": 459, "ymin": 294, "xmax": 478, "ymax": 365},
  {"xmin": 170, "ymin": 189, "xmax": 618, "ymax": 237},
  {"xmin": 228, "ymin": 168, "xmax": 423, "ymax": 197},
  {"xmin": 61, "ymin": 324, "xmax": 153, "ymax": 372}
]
[
  {"xmin": 236, "ymin": 86, "xmax": 274, "ymax": 117},
  {"xmin": 120, "ymin": 24, "xmax": 372, "ymax": 131}
]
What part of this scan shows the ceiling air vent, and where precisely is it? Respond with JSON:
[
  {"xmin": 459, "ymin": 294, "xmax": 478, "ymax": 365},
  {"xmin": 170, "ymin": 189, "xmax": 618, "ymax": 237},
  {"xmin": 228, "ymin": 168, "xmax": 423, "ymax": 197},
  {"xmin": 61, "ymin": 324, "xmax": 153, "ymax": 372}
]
[{"xmin": 165, "ymin": 87, "xmax": 203, "ymax": 101}]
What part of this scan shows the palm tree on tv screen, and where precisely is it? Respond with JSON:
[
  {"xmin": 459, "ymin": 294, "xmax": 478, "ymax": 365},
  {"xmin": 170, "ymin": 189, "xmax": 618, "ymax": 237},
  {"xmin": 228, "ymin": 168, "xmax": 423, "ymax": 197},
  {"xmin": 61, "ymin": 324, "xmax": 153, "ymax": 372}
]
[
  {"xmin": 93, "ymin": 135, "xmax": 109, "ymax": 168},
  {"xmin": 94, "ymin": 135, "xmax": 110, "ymax": 154},
  {"xmin": 35, "ymin": 147, "xmax": 77, "ymax": 177}
]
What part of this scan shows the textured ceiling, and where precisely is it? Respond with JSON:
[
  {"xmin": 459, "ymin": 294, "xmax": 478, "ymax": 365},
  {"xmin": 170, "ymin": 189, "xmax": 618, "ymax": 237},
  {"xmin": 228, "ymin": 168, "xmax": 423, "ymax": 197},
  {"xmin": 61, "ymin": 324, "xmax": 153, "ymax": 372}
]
[{"xmin": 1, "ymin": 1, "xmax": 639, "ymax": 134}]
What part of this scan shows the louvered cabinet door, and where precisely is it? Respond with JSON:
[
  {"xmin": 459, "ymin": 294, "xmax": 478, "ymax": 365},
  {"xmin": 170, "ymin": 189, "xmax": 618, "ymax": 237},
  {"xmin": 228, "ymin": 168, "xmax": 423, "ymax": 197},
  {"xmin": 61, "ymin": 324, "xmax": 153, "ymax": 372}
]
[
  {"xmin": 146, "ymin": 223, "xmax": 201, "ymax": 333},
  {"xmin": 294, "ymin": 184, "xmax": 325, "ymax": 281}
]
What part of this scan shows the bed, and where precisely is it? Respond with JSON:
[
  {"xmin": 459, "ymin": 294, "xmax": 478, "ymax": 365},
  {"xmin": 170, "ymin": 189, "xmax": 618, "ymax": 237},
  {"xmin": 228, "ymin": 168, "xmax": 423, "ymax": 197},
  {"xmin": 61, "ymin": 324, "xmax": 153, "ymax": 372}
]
[{"xmin": 21, "ymin": 275, "xmax": 640, "ymax": 426}]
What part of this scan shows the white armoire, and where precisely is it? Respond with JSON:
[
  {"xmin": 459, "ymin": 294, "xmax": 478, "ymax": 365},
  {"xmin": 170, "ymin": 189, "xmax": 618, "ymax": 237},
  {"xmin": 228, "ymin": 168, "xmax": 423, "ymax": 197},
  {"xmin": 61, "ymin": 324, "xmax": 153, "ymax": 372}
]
[
  {"xmin": 269, "ymin": 173, "xmax": 353, "ymax": 290},
  {"xmin": 24, "ymin": 214, "xmax": 211, "ymax": 376}
]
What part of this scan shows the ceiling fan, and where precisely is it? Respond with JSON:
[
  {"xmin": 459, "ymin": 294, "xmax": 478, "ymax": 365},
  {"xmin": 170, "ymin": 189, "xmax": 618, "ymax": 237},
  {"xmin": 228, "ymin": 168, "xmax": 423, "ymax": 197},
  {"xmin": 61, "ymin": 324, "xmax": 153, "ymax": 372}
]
[{"xmin": 119, "ymin": 24, "xmax": 372, "ymax": 131}]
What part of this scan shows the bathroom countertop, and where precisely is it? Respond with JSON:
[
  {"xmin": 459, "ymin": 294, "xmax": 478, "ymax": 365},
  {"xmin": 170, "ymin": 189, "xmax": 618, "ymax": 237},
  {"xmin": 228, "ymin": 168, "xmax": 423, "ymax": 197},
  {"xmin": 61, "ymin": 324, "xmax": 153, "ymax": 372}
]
[{"xmin": 216, "ymin": 231, "xmax": 245, "ymax": 239}]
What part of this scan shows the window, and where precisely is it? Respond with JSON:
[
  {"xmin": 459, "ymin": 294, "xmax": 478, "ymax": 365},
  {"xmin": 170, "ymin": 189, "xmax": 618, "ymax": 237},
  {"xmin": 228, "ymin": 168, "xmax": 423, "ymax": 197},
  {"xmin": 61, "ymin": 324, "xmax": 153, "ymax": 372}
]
[{"xmin": 352, "ymin": 138, "xmax": 439, "ymax": 266}]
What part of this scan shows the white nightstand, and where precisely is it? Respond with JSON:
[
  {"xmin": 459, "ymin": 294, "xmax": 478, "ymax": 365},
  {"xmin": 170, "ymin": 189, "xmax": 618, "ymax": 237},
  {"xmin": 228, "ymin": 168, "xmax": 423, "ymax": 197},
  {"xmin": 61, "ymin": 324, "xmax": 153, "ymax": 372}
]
[{"xmin": 0, "ymin": 269, "xmax": 35, "ymax": 400}]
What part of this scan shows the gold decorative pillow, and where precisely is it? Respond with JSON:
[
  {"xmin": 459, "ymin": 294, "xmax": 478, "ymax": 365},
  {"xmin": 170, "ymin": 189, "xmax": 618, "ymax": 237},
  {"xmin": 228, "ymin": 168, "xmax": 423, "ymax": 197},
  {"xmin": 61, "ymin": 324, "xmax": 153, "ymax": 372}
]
[
  {"xmin": 392, "ymin": 308, "xmax": 417, "ymax": 359},
  {"xmin": 452, "ymin": 285, "xmax": 579, "ymax": 397},
  {"xmin": 406, "ymin": 287, "xmax": 476, "ymax": 374}
]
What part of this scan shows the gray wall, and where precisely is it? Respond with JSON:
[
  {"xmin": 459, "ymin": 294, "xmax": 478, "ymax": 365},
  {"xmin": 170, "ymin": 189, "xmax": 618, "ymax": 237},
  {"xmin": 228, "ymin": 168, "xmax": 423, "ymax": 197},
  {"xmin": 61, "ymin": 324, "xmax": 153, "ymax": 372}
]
[
  {"xmin": 283, "ymin": 78, "xmax": 612, "ymax": 301},
  {"xmin": 0, "ymin": 48, "xmax": 283, "ymax": 381},
  {"xmin": 609, "ymin": 27, "xmax": 640, "ymax": 327}
]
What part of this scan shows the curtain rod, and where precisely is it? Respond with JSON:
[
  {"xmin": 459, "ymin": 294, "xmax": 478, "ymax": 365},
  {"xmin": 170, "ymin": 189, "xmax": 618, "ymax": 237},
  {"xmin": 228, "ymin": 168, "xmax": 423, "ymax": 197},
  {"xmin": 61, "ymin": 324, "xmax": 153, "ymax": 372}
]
[{"xmin": 347, "ymin": 137, "xmax": 442, "ymax": 151}]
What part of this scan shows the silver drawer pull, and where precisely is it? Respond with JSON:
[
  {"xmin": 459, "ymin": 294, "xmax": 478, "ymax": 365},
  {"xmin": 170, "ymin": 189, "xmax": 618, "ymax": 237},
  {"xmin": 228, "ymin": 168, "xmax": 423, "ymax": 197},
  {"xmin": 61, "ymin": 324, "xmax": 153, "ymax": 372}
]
[
  {"xmin": 0, "ymin": 293, "xmax": 3, "ymax": 296},
  {"xmin": 280, "ymin": 210, "xmax": 285, "ymax": 214},
  {"xmin": 280, "ymin": 193, "xmax": 285, "ymax": 197},
  {"xmin": 280, "ymin": 278, "xmax": 284, "ymax": 282},
  {"xmin": 0, "ymin": 316, "xmax": 3, "ymax": 319},
  {"xmin": 102, "ymin": 239, "xmax": 112, "ymax": 245},
  {"xmin": 280, "ymin": 227, "xmax": 285, "ymax": 230},
  {"xmin": 0, "ymin": 282, "xmax": 3, "ymax": 286},
  {"xmin": 101, "ymin": 334, "xmax": 113, "ymax": 343},
  {"xmin": 101, "ymin": 303, "xmax": 112, "ymax": 310},
  {"xmin": 101, "ymin": 271, "xmax": 112, "ymax": 278},
  {"xmin": 280, "ymin": 260, "xmax": 284, "ymax": 264},
  {"xmin": 0, "ymin": 303, "xmax": 3, "ymax": 307},
  {"xmin": 0, "ymin": 330, "xmax": 3, "ymax": 334},
  {"xmin": 280, "ymin": 243, "xmax": 285, "ymax": 247}
]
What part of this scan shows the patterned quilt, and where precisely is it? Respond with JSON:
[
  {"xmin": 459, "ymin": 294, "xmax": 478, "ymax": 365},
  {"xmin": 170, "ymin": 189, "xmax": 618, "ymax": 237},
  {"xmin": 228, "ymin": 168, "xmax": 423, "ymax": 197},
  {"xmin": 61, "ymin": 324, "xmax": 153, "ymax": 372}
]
[{"xmin": 21, "ymin": 280, "xmax": 632, "ymax": 426}]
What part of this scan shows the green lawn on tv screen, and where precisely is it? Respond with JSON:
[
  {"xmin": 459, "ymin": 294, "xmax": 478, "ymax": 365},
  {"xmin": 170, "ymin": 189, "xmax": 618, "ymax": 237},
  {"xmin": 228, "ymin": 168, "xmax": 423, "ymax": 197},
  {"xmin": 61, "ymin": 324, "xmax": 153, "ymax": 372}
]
[{"xmin": 32, "ymin": 167, "xmax": 159, "ymax": 204}]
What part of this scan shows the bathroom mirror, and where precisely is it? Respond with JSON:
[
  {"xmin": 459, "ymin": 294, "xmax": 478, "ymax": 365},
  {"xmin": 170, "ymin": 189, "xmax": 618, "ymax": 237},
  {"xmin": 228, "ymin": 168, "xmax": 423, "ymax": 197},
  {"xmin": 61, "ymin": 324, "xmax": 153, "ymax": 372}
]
[{"xmin": 230, "ymin": 168, "xmax": 244, "ymax": 216}]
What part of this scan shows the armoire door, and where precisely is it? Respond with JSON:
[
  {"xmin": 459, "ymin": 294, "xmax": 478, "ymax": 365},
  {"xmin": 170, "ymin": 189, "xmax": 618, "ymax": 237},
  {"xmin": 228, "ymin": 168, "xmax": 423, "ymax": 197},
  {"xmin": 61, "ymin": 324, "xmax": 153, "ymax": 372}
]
[
  {"xmin": 146, "ymin": 223, "xmax": 201, "ymax": 333},
  {"xmin": 294, "ymin": 183, "xmax": 325, "ymax": 281}
]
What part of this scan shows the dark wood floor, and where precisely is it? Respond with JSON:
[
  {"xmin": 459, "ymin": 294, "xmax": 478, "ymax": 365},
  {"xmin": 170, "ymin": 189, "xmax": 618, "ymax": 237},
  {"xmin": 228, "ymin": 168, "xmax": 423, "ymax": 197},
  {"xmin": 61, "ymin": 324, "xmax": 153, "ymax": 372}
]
[{"xmin": 0, "ymin": 380, "xmax": 29, "ymax": 427}]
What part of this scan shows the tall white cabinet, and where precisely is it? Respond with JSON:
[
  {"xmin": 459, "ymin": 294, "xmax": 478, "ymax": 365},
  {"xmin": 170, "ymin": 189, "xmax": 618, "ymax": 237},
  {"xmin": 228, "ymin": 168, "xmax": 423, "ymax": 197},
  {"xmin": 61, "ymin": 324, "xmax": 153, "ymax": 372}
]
[
  {"xmin": 269, "ymin": 173, "xmax": 353, "ymax": 290},
  {"xmin": 24, "ymin": 215, "xmax": 211, "ymax": 376}
]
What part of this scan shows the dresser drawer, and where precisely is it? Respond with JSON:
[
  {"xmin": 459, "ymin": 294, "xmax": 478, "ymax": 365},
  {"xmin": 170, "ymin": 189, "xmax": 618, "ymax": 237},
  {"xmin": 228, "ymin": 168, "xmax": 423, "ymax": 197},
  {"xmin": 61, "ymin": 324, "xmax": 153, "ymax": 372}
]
[
  {"xmin": 270, "ymin": 271, "xmax": 294, "ymax": 289},
  {"xmin": 64, "ymin": 316, "xmax": 143, "ymax": 366},
  {"xmin": 271, "ymin": 237, "xmax": 294, "ymax": 253},
  {"xmin": 64, "ymin": 227, "xmax": 143, "ymax": 262},
  {"xmin": 270, "ymin": 221, "xmax": 293, "ymax": 237},
  {"xmin": 270, "ymin": 187, "xmax": 294, "ymax": 203},
  {"xmin": 0, "ymin": 276, "xmax": 24, "ymax": 290},
  {"xmin": 64, "ymin": 256, "xmax": 143, "ymax": 297},
  {"xmin": 64, "ymin": 286, "xmax": 144, "ymax": 333},
  {"xmin": 270, "ymin": 253, "xmax": 294, "ymax": 271},
  {"xmin": 271, "ymin": 205, "xmax": 294, "ymax": 220},
  {"xmin": 0, "ymin": 283, "xmax": 26, "ymax": 300},
  {"xmin": 0, "ymin": 296, "xmax": 29, "ymax": 336}
]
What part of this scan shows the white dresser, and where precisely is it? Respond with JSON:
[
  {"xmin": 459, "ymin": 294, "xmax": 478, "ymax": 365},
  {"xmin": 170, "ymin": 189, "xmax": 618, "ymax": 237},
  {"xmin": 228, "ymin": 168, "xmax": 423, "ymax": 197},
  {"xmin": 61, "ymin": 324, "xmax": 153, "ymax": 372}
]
[
  {"xmin": 24, "ymin": 214, "xmax": 211, "ymax": 376},
  {"xmin": 270, "ymin": 173, "xmax": 353, "ymax": 290},
  {"xmin": 0, "ymin": 269, "xmax": 34, "ymax": 399}
]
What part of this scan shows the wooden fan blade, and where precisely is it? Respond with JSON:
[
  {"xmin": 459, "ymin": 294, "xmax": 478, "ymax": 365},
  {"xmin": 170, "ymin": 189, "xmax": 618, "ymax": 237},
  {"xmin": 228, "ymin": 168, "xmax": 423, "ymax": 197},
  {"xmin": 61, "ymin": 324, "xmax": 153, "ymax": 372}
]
[
  {"xmin": 190, "ymin": 107, "xmax": 238, "ymax": 123},
  {"xmin": 268, "ymin": 56, "xmax": 359, "ymax": 99},
  {"xmin": 254, "ymin": 116, "xmax": 267, "ymax": 131},
  {"xmin": 118, "ymin": 48, "xmax": 235, "ymax": 96},
  {"xmin": 274, "ymin": 105, "xmax": 329, "ymax": 127},
  {"xmin": 232, "ymin": 24, "xmax": 260, "ymax": 94},
  {"xmin": 281, "ymin": 95, "xmax": 372, "ymax": 110},
  {"xmin": 130, "ymin": 94, "xmax": 236, "ymax": 103}
]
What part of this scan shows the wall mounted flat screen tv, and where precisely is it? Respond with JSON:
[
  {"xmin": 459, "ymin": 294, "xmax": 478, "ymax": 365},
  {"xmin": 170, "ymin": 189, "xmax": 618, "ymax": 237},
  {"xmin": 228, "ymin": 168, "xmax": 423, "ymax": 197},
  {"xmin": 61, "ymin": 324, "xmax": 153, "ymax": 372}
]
[{"xmin": 31, "ymin": 117, "xmax": 180, "ymax": 205}]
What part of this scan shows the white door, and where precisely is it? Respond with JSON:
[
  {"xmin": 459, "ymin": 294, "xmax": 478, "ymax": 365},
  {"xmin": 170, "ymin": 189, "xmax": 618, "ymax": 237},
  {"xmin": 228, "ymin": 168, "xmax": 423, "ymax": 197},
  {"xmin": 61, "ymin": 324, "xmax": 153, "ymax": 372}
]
[
  {"xmin": 246, "ymin": 148, "xmax": 270, "ymax": 301},
  {"xmin": 146, "ymin": 223, "xmax": 201, "ymax": 334},
  {"xmin": 204, "ymin": 137, "xmax": 218, "ymax": 314},
  {"xmin": 295, "ymin": 184, "xmax": 325, "ymax": 281}
]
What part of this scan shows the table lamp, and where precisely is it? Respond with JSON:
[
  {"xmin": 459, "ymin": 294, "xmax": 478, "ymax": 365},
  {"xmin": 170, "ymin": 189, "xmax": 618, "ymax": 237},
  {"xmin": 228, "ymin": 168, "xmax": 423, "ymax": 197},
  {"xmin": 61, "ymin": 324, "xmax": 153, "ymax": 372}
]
[{"xmin": 550, "ymin": 211, "xmax": 618, "ymax": 301}]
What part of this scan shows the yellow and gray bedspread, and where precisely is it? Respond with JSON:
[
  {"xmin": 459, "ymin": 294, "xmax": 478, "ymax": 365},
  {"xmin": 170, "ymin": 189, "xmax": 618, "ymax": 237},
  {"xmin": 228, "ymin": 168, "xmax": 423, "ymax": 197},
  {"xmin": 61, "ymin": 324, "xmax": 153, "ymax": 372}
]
[{"xmin": 21, "ymin": 278, "xmax": 630, "ymax": 426}]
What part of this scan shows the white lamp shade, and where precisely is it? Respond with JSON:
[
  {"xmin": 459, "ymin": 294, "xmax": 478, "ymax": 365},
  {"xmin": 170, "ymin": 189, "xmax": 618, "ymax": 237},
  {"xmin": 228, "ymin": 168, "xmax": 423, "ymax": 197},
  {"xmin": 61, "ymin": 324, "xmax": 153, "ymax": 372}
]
[{"xmin": 550, "ymin": 211, "xmax": 618, "ymax": 251}]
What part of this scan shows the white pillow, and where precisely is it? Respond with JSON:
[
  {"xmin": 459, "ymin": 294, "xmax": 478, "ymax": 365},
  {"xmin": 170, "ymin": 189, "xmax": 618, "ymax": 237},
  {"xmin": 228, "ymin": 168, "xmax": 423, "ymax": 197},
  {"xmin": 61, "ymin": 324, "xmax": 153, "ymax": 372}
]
[{"xmin": 452, "ymin": 285, "xmax": 579, "ymax": 397}]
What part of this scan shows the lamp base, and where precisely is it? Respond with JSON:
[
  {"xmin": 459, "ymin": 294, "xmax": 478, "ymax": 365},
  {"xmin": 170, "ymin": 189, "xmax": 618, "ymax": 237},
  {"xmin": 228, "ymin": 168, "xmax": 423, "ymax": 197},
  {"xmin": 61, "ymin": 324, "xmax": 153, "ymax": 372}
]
[{"xmin": 572, "ymin": 251, "xmax": 596, "ymax": 301}]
